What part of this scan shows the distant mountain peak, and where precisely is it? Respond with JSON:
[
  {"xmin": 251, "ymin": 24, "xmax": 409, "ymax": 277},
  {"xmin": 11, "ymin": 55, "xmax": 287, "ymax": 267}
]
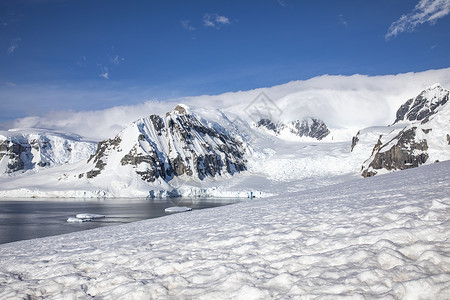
[
  {"xmin": 394, "ymin": 83, "xmax": 449, "ymax": 124},
  {"xmin": 167, "ymin": 104, "xmax": 190, "ymax": 116},
  {"xmin": 0, "ymin": 131, "xmax": 96, "ymax": 175},
  {"xmin": 256, "ymin": 117, "xmax": 330, "ymax": 140}
]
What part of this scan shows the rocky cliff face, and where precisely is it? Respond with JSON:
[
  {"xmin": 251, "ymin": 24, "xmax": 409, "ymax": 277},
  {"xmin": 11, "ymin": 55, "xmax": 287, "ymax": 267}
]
[
  {"xmin": 361, "ymin": 126, "xmax": 429, "ymax": 177},
  {"xmin": 256, "ymin": 117, "xmax": 330, "ymax": 140},
  {"xmin": 0, "ymin": 130, "xmax": 96, "ymax": 175},
  {"xmin": 80, "ymin": 105, "xmax": 248, "ymax": 183},
  {"xmin": 361, "ymin": 84, "xmax": 450, "ymax": 177},
  {"xmin": 394, "ymin": 83, "xmax": 449, "ymax": 124}
]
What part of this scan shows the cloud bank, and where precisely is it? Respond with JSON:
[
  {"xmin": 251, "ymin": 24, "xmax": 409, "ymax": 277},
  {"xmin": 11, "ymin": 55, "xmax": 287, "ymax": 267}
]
[
  {"xmin": 386, "ymin": 0, "xmax": 450, "ymax": 39},
  {"xmin": 5, "ymin": 68, "xmax": 450, "ymax": 141}
]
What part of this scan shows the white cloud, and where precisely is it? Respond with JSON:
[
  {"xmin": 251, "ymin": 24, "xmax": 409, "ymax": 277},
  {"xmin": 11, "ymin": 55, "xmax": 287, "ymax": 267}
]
[
  {"xmin": 96, "ymin": 48, "xmax": 124, "ymax": 79},
  {"xmin": 99, "ymin": 66, "xmax": 109, "ymax": 79},
  {"xmin": 5, "ymin": 68, "xmax": 450, "ymax": 141},
  {"xmin": 203, "ymin": 13, "xmax": 231, "ymax": 29},
  {"xmin": 109, "ymin": 54, "xmax": 124, "ymax": 65},
  {"xmin": 215, "ymin": 15, "xmax": 230, "ymax": 25},
  {"xmin": 181, "ymin": 20, "xmax": 195, "ymax": 31},
  {"xmin": 386, "ymin": 0, "xmax": 450, "ymax": 39},
  {"xmin": 276, "ymin": 0, "xmax": 287, "ymax": 7},
  {"xmin": 7, "ymin": 37, "xmax": 21, "ymax": 54}
]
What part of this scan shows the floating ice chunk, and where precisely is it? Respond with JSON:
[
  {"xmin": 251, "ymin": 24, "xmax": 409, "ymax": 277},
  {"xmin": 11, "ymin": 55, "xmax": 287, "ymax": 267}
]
[
  {"xmin": 67, "ymin": 217, "xmax": 91, "ymax": 223},
  {"xmin": 165, "ymin": 206, "xmax": 192, "ymax": 213},
  {"xmin": 75, "ymin": 213, "xmax": 106, "ymax": 219}
]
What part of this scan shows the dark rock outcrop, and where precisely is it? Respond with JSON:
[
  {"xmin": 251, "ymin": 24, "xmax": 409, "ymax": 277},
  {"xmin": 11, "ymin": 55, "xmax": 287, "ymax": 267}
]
[
  {"xmin": 291, "ymin": 118, "xmax": 330, "ymax": 140},
  {"xmin": 350, "ymin": 131, "xmax": 360, "ymax": 152},
  {"xmin": 394, "ymin": 83, "xmax": 449, "ymax": 124},
  {"xmin": 0, "ymin": 140, "xmax": 27, "ymax": 172},
  {"xmin": 361, "ymin": 127, "xmax": 429, "ymax": 177}
]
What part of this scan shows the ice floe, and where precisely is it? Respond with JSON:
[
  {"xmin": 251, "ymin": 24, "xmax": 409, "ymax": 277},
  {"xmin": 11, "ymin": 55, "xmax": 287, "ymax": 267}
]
[{"xmin": 164, "ymin": 206, "xmax": 193, "ymax": 213}]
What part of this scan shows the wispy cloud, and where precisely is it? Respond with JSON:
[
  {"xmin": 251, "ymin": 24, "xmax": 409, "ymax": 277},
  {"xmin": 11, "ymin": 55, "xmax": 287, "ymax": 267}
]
[
  {"xmin": 276, "ymin": 0, "xmax": 287, "ymax": 7},
  {"xmin": 2, "ymin": 11, "xmax": 22, "ymax": 28},
  {"xmin": 97, "ymin": 48, "xmax": 124, "ymax": 79},
  {"xmin": 338, "ymin": 14, "xmax": 347, "ymax": 26},
  {"xmin": 386, "ymin": 0, "xmax": 450, "ymax": 40},
  {"xmin": 77, "ymin": 56, "xmax": 87, "ymax": 68},
  {"xmin": 98, "ymin": 66, "xmax": 109, "ymax": 79},
  {"xmin": 7, "ymin": 37, "xmax": 21, "ymax": 54},
  {"xmin": 181, "ymin": 20, "xmax": 195, "ymax": 31},
  {"xmin": 109, "ymin": 54, "xmax": 124, "ymax": 65},
  {"xmin": 203, "ymin": 13, "xmax": 231, "ymax": 29}
]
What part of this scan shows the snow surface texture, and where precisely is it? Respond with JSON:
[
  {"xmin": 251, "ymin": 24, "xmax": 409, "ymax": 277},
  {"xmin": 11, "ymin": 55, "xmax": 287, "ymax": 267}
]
[{"xmin": 1, "ymin": 161, "xmax": 449, "ymax": 299}]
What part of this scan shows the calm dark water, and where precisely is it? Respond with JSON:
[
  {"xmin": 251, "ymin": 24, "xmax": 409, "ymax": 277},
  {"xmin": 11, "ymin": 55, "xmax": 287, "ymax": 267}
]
[{"xmin": 0, "ymin": 198, "xmax": 241, "ymax": 245}]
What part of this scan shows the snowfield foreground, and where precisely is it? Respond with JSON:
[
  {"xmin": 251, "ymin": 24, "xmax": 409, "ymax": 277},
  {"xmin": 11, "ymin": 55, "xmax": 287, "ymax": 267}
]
[{"xmin": 1, "ymin": 161, "xmax": 450, "ymax": 299}]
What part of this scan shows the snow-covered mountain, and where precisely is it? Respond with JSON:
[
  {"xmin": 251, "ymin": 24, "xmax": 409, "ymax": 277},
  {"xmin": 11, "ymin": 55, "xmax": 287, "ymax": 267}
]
[
  {"xmin": 359, "ymin": 84, "xmax": 450, "ymax": 177},
  {"xmin": 393, "ymin": 83, "xmax": 449, "ymax": 123},
  {"xmin": 255, "ymin": 117, "xmax": 330, "ymax": 140},
  {"xmin": 79, "ymin": 104, "xmax": 248, "ymax": 184},
  {"xmin": 0, "ymin": 129, "xmax": 96, "ymax": 175},
  {"xmin": 1, "ymin": 84, "xmax": 449, "ymax": 198}
]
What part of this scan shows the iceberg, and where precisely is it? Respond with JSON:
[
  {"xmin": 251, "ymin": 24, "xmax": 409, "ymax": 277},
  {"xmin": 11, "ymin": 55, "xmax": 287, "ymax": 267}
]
[
  {"xmin": 67, "ymin": 213, "xmax": 106, "ymax": 223},
  {"xmin": 75, "ymin": 213, "xmax": 106, "ymax": 219},
  {"xmin": 165, "ymin": 206, "xmax": 192, "ymax": 213},
  {"xmin": 66, "ymin": 217, "xmax": 90, "ymax": 223}
]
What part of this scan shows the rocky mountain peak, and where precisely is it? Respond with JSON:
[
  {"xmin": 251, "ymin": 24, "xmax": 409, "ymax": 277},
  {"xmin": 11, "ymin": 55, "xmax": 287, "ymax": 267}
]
[
  {"xmin": 394, "ymin": 83, "xmax": 449, "ymax": 124},
  {"xmin": 166, "ymin": 104, "xmax": 189, "ymax": 117},
  {"xmin": 81, "ymin": 107, "xmax": 247, "ymax": 183}
]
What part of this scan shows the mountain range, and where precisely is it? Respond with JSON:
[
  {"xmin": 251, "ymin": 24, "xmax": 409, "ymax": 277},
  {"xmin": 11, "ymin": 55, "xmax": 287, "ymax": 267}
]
[{"xmin": 0, "ymin": 84, "xmax": 449, "ymax": 198}]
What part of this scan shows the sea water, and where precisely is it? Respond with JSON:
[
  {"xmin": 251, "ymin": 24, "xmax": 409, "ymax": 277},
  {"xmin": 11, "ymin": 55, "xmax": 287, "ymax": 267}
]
[{"xmin": 0, "ymin": 197, "xmax": 241, "ymax": 244}]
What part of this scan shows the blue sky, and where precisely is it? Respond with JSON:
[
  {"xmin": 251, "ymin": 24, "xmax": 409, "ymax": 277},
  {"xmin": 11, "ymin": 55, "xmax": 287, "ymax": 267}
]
[{"xmin": 1, "ymin": 0, "xmax": 450, "ymax": 125}]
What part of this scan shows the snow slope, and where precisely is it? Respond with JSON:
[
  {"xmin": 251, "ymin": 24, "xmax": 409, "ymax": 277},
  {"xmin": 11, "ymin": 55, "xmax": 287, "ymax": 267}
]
[{"xmin": 1, "ymin": 160, "xmax": 449, "ymax": 299}]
